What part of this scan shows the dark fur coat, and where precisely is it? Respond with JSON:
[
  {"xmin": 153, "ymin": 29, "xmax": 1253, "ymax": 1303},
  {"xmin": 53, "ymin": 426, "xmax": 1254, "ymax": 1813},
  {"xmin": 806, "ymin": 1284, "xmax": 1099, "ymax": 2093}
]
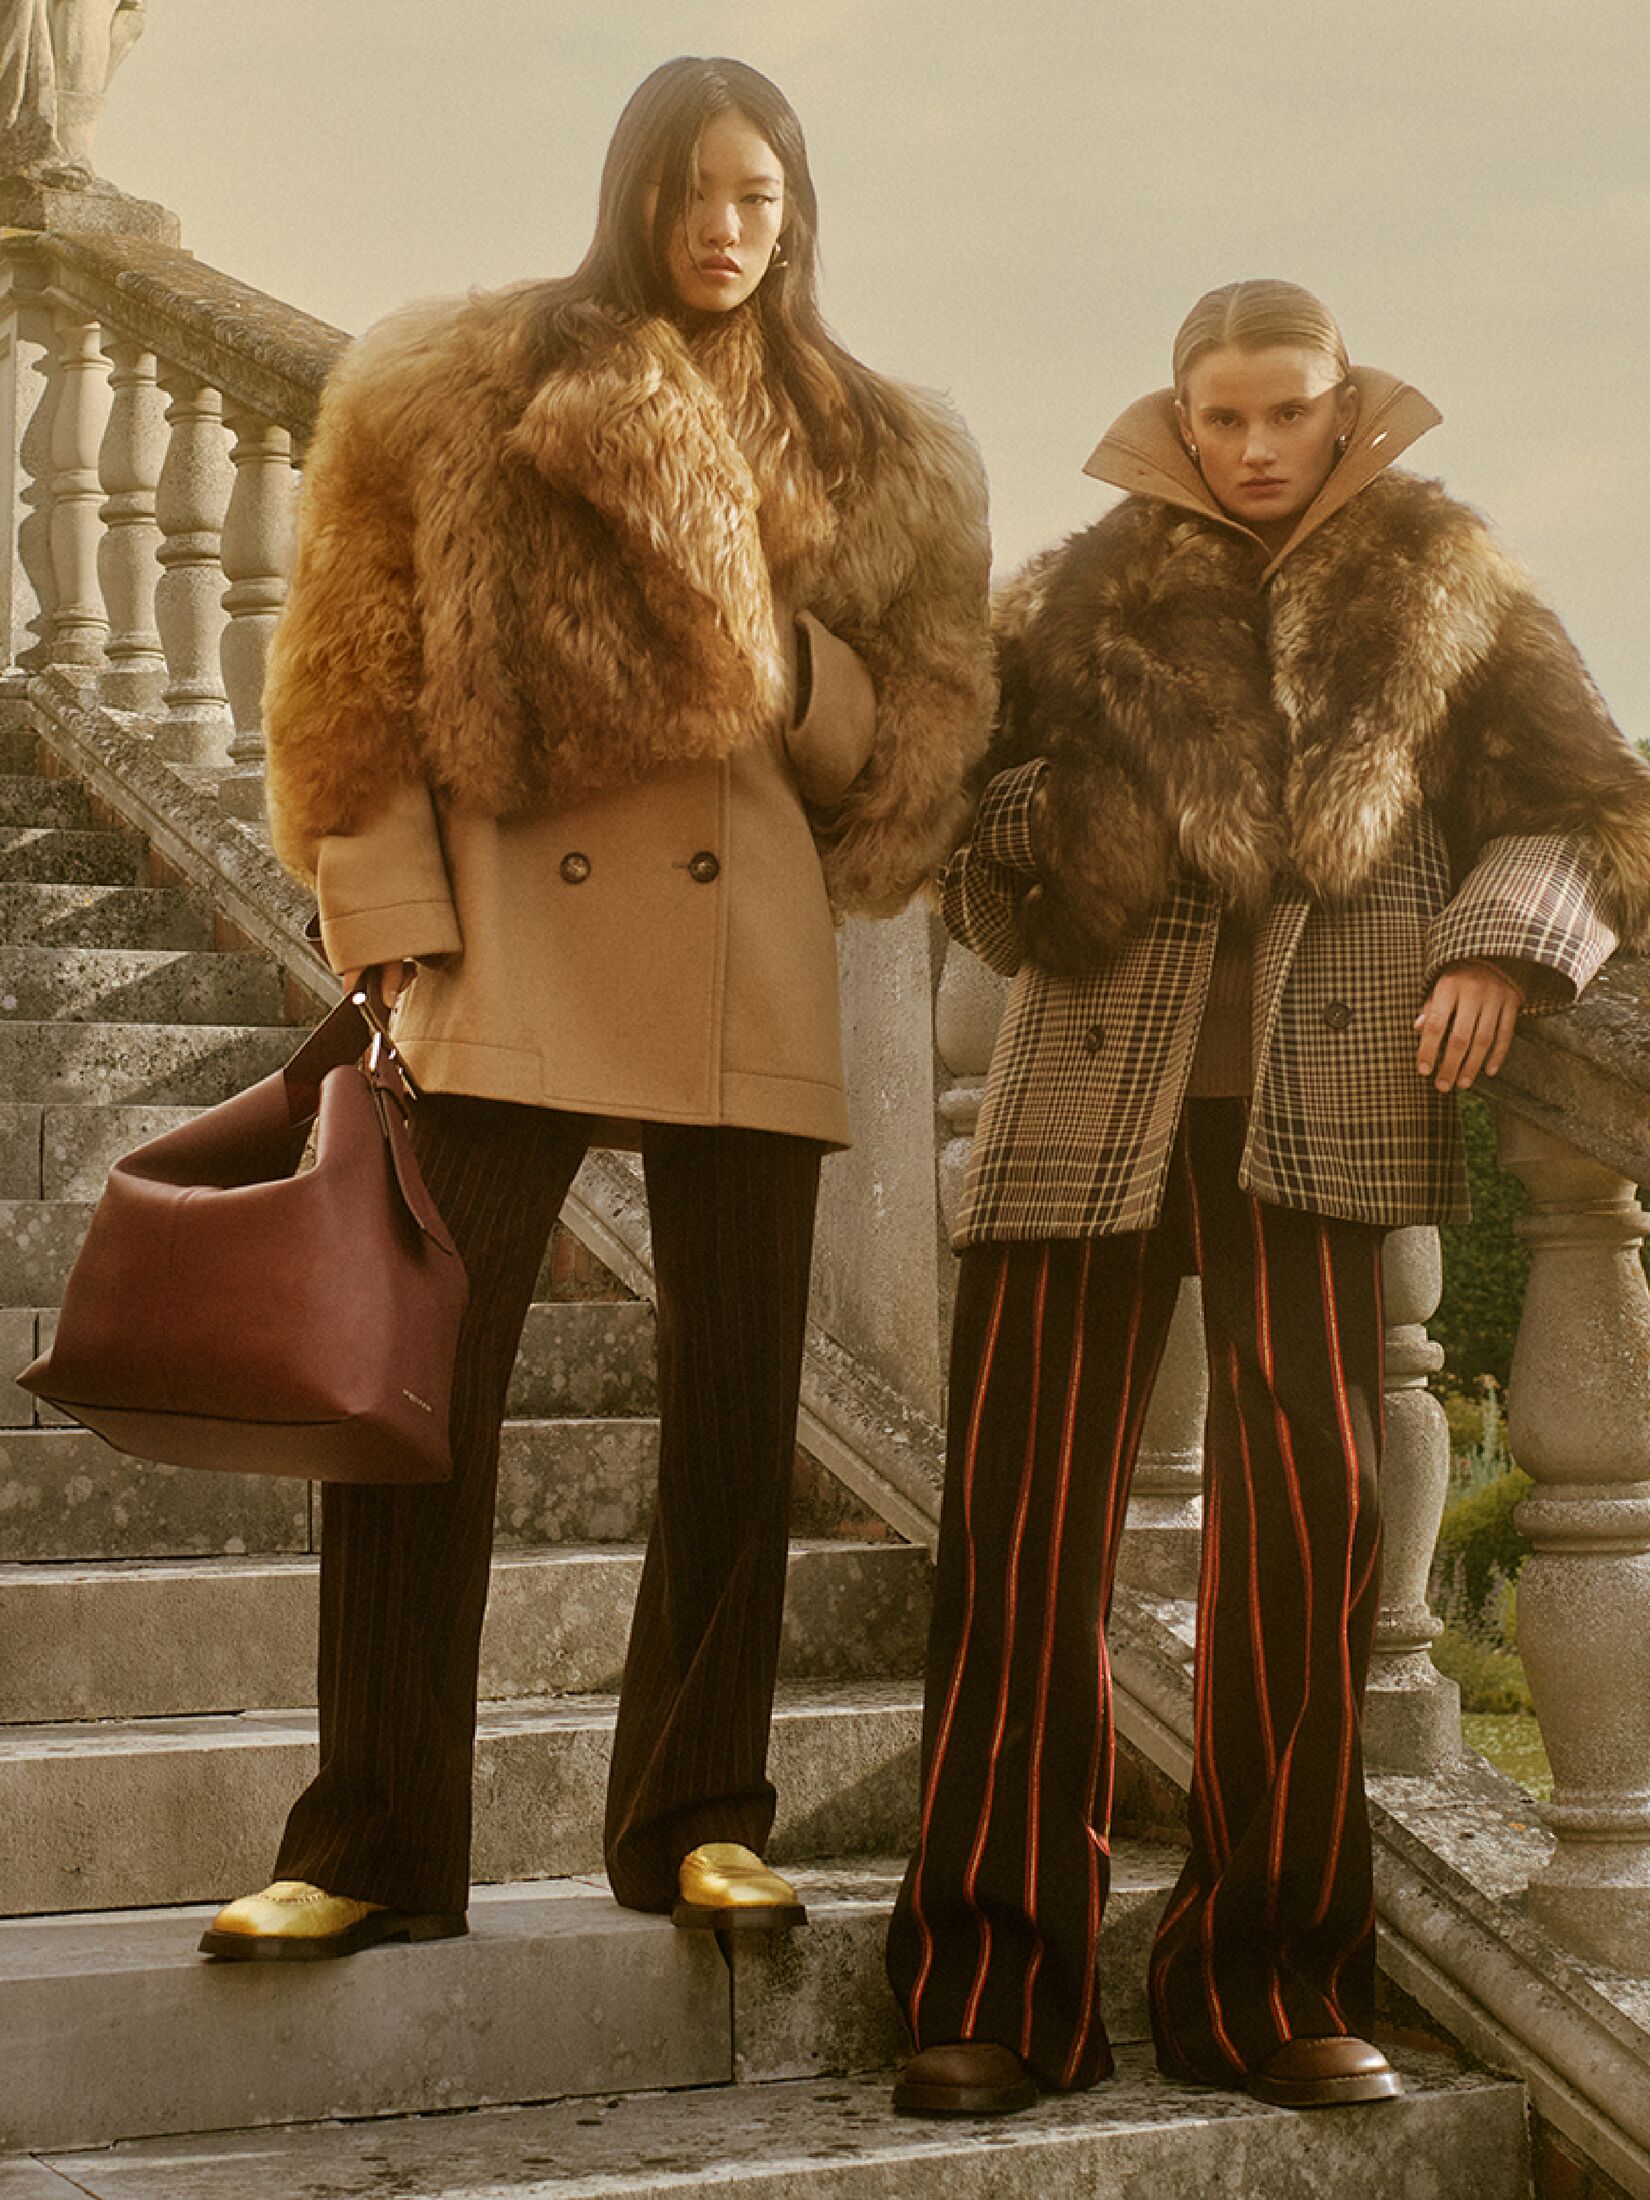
[{"xmin": 987, "ymin": 475, "xmax": 1650, "ymax": 969}]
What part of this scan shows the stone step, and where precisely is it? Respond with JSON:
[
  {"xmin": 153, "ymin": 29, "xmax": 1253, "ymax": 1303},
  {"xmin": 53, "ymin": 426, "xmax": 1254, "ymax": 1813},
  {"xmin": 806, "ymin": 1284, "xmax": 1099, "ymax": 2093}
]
[
  {"xmin": 0, "ymin": 776, "xmax": 89, "ymax": 830},
  {"xmin": 0, "ymin": 1418, "xmax": 658, "ymax": 1562},
  {"xmin": 0, "ymin": 1201, "xmax": 95, "ymax": 1303},
  {"xmin": 0, "ymin": 1852, "xmax": 1182, "ymax": 2154},
  {"xmin": 0, "ymin": 726, "xmax": 38, "ymax": 774},
  {"xmin": 12, "ymin": 2049, "xmax": 1530, "ymax": 2199},
  {"xmin": 0, "ymin": 1020, "xmax": 295, "ymax": 1105},
  {"xmin": 0, "ymin": 1540, "xmax": 930, "ymax": 1721},
  {"xmin": 0, "ymin": 883, "xmax": 212, "ymax": 950},
  {"xmin": 0, "ymin": 1682, "xmax": 922, "ymax": 1914},
  {"xmin": 0, "ymin": 827, "xmax": 144, "ymax": 886},
  {"xmin": 0, "ymin": 947, "xmax": 284, "ymax": 1026},
  {"xmin": 509, "ymin": 1296, "xmax": 655, "ymax": 1416}
]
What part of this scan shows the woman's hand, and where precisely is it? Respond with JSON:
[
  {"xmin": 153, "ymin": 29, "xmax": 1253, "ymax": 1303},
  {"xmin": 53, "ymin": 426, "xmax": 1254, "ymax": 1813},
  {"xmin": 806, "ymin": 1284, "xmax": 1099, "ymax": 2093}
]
[
  {"xmin": 341, "ymin": 961, "xmax": 414, "ymax": 1010},
  {"xmin": 1414, "ymin": 960, "xmax": 1525, "ymax": 1093}
]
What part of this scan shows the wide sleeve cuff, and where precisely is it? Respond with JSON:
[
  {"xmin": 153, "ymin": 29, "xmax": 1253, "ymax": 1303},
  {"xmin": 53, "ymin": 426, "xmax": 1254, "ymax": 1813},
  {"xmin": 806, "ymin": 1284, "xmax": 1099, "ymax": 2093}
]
[
  {"xmin": 969, "ymin": 758, "xmax": 1050, "ymax": 875},
  {"xmin": 1426, "ymin": 832, "xmax": 1619, "ymax": 1015},
  {"xmin": 314, "ymin": 780, "xmax": 463, "ymax": 975},
  {"xmin": 783, "ymin": 611, "xmax": 878, "ymax": 806}
]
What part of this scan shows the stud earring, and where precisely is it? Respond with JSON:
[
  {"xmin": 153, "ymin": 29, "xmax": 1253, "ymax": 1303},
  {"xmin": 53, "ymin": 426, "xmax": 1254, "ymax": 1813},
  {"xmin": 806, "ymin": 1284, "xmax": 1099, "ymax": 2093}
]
[
  {"xmin": 1185, "ymin": 443, "xmax": 1200, "ymax": 465},
  {"xmin": 1334, "ymin": 433, "xmax": 1349, "ymax": 454}
]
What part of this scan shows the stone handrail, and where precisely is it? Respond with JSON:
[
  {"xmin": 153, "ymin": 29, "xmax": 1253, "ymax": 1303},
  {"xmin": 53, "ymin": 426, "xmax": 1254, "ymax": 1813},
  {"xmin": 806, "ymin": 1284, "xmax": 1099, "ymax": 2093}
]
[{"xmin": 3, "ymin": 227, "xmax": 342, "ymax": 820}]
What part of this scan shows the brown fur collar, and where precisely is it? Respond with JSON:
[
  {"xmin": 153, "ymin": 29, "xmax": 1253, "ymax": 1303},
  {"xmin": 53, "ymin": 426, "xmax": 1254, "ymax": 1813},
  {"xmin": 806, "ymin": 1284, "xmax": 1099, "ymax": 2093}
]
[
  {"xmin": 989, "ymin": 477, "xmax": 1650, "ymax": 966},
  {"xmin": 264, "ymin": 288, "xmax": 993, "ymax": 915}
]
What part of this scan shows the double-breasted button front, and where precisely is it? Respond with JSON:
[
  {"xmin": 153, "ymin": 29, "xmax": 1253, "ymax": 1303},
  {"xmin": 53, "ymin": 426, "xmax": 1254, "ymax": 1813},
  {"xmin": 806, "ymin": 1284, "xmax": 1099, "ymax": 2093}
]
[
  {"xmin": 559, "ymin": 852, "xmax": 591, "ymax": 885},
  {"xmin": 1322, "ymin": 998, "xmax": 1355, "ymax": 1031},
  {"xmin": 1082, "ymin": 1022, "xmax": 1106, "ymax": 1055},
  {"xmin": 687, "ymin": 851, "xmax": 721, "ymax": 885}
]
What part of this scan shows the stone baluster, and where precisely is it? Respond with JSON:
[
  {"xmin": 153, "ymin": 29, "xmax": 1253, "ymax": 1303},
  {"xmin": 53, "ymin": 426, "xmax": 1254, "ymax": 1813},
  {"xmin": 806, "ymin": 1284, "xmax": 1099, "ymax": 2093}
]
[
  {"xmin": 933, "ymin": 938, "xmax": 1008, "ymax": 1342},
  {"xmin": 153, "ymin": 368, "xmax": 233, "ymax": 765},
  {"xmin": 1, "ymin": 263, "xmax": 59, "ymax": 673},
  {"xmin": 95, "ymin": 336, "xmax": 167, "ymax": 713},
  {"xmin": 1120, "ymin": 1279, "xmax": 1207, "ymax": 1601},
  {"xmin": 1364, "ymin": 1226, "xmax": 1462, "ymax": 1772},
  {"xmin": 46, "ymin": 304, "xmax": 110, "ymax": 670},
  {"xmin": 1495, "ymin": 1110, "xmax": 1650, "ymax": 1973},
  {"xmin": 217, "ymin": 404, "xmax": 296, "ymax": 821}
]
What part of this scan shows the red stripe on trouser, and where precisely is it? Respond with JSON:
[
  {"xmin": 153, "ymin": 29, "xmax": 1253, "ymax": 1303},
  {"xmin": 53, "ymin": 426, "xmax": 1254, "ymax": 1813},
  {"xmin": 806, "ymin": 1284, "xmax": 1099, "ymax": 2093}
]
[
  {"xmin": 276, "ymin": 1097, "xmax": 821, "ymax": 1916},
  {"xmin": 887, "ymin": 1234, "xmax": 1180, "ymax": 2090},
  {"xmin": 906, "ymin": 1250, "xmax": 1012, "ymax": 2028},
  {"xmin": 888, "ymin": 1100, "xmax": 1386, "ymax": 2091},
  {"xmin": 1019, "ymin": 1241, "xmax": 1093, "ymax": 2055},
  {"xmin": 1148, "ymin": 1102, "xmax": 1384, "ymax": 2082}
]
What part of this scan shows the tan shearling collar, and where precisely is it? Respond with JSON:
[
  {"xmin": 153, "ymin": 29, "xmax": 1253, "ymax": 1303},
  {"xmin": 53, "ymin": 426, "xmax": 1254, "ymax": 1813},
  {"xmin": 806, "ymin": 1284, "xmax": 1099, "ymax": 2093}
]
[{"xmin": 1080, "ymin": 366, "xmax": 1443, "ymax": 581}]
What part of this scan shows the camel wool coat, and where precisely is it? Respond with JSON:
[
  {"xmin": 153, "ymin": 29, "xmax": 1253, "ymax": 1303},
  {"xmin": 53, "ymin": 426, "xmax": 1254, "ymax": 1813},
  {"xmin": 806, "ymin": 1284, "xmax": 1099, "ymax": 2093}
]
[{"xmin": 264, "ymin": 293, "xmax": 994, "ymax": 1147}]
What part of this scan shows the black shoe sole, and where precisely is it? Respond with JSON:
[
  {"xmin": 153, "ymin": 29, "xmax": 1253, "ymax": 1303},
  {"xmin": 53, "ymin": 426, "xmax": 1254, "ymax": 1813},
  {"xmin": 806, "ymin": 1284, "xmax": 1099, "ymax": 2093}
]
[
  {"xmin": 671, "ymin": 1900, "xmax": 808, "ymax": 1932},
  {"xmin": 892, "ymin": 2077, "xmax": 1040, "ymax": 2117},
  {"xmin": 198, "ymin": 1910, "xmax": 468, "ymax": 1962}
]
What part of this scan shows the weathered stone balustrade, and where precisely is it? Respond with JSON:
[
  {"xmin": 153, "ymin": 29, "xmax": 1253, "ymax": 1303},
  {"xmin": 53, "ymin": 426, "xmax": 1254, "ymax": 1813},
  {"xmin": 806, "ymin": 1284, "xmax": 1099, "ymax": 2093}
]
[{"xmin": 2, "ymin": 228, "xmax": 342, "ymax": 802}]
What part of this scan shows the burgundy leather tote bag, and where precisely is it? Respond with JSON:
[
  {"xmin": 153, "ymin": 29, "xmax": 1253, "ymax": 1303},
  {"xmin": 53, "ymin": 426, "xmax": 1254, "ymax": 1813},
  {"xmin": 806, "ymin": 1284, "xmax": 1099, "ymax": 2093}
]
[{"xmin": 18, "ymin": 990, "xmax": 468, "ymax": 1484}]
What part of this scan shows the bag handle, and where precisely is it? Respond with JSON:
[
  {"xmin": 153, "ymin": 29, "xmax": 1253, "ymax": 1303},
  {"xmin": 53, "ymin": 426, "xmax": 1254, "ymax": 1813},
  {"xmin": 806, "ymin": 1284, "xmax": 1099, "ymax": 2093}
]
[{"xmin": 281, "ymin": 988, "xmax": 459, "ymax": 1258}]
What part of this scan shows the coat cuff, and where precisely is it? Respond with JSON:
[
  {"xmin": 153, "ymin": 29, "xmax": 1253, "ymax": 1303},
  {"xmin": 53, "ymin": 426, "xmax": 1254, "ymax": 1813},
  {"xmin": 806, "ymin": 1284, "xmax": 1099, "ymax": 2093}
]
[
  {"xmin": 783, "ymin": 611, "xmax": 878, "ymax": 806},
  {"xmin": 1426, "ymin": 832, "xmax": 1619, "ymax": 1015},
  {"xmin": 314, "ymin": 780, "xmax": 464, "ymax": 974},
  {"xmin": 970, "ymin": 758, "xmax": 1050, "ymax": 874}
]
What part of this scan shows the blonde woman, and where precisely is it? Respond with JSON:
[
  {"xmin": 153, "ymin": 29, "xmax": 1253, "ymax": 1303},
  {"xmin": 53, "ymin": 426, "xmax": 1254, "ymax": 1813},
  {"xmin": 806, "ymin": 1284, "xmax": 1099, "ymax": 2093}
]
[
  {"xmin": 202, "ymin": 55, "xmax": 992, "ymax": 1962},
  {"xmin": 889, "ymin": 278, "xmax": 1650, "ymax": 2114}
]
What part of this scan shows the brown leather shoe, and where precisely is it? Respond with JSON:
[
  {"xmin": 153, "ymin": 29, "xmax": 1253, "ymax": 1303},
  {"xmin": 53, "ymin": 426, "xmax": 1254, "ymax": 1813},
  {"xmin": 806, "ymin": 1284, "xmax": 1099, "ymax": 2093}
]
[
  {"xmin": 893, "ymin": 2040, "xmax": 1039, "ymax": 2116},
  {"xmin": 1248, "ymin": 2035, "xmax": 1403, "ymax": 2108}
]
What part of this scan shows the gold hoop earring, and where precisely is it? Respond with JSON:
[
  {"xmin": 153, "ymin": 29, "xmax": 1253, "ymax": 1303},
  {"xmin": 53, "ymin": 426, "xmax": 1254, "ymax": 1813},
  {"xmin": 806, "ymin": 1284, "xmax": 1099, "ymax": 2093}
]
[{"xmin": 770, "ymin": 242, "xmax": 790, "ymax": 269}]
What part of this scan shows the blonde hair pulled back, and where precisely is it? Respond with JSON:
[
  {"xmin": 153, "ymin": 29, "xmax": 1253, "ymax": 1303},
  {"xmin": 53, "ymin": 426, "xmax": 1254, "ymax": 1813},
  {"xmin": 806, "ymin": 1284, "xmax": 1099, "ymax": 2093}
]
[{"xmin": 1172, "ymin": 280, "xmax": 1350, "ymax": 397}]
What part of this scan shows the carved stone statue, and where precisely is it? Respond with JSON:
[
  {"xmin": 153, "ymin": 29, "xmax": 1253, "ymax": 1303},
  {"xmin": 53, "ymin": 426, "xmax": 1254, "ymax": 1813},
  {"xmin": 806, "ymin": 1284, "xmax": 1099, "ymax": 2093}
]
[{"xmin": 1, "ymin": 0, "xmax": 147, "ymax": 182}]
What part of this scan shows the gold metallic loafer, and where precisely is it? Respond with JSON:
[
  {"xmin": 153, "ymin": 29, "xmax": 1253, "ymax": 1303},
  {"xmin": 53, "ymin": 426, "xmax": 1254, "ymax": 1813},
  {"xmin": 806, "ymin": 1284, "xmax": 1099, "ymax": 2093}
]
[
  {"xmin": 672, "ymin": 1843, "xmax": 807, "ymax": 1932},
  {"xmin": 197, "ymin": 1879, "xmax": 468, "ymax": 1962}
]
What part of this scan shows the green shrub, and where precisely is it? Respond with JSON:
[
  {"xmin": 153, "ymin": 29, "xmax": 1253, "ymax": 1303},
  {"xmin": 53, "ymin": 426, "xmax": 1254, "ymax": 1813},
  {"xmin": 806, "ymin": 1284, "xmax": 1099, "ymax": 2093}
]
[
  {"xmin": 1433, "ymin": 1618, "xmax": 1533, "ymax": 1716},
  {"xmin": 1435, "ymin": 1095, "xmax": 1529, "ymax": 1395},
  {"xmin": 1432, "ymin": 1466, "xmax": 1533, "ymax": 1620}
]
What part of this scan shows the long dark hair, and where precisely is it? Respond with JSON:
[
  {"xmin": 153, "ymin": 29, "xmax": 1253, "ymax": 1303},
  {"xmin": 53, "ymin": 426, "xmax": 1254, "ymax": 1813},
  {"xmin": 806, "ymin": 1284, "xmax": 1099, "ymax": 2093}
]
[{"xmin": 527, "ymin": 56, "xmax": 896, "ymax": 486}]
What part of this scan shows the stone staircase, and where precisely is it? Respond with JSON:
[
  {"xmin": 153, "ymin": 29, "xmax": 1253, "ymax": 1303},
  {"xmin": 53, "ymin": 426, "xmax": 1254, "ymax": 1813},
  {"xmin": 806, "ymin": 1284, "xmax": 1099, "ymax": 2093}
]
[{"xmin": 0, "ymin": 717, "xmax": 1534, "ymax": 2194}]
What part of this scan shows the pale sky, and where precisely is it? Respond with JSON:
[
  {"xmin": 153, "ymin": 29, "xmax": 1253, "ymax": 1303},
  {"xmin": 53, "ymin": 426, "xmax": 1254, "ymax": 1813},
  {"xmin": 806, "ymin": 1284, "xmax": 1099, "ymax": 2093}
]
[{"xmin": 99, "ymin": 0, "xmax": 1648, "ymax": 733}]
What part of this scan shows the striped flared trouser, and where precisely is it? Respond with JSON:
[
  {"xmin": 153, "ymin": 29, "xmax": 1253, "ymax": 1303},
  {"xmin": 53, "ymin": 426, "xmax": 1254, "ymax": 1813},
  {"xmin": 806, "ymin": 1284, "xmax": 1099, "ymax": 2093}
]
[
  {"xmin": 886, "ymin": 1098, "xmax": 1385, "ymax": 2090},
  {"xmin": 274, "ymin": 1094, "xmax": 822, "ymax": 1917}
]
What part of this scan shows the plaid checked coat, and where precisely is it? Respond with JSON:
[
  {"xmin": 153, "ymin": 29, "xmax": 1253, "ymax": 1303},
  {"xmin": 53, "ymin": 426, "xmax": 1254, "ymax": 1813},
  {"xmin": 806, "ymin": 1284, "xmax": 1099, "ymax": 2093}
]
[{"xmin": 947, "ymin": 372, "xmax": 1648, "ymax": 1246}]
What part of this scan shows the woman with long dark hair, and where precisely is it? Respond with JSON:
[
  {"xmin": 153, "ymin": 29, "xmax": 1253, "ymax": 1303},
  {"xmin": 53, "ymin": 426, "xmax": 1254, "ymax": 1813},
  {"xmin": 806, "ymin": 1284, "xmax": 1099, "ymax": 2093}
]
[
  {"xmin": 202, "ymin": 55, "xmax": 992, "ymax": 1959},
  {"xmin": 887, "ymin": 277, "xmax": 1650, "ymax": 2114}
]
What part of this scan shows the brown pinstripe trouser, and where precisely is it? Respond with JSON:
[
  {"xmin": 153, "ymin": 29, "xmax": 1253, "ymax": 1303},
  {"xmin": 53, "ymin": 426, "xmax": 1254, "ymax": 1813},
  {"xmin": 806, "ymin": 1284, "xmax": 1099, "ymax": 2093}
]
[
  {"xmin": 886, "ymin": 1100, "xmax": 1385, "ymax": 2089},
  {"xmin": 274, "ymin": 1095, "xmax": 822, "ymax": 1916}
]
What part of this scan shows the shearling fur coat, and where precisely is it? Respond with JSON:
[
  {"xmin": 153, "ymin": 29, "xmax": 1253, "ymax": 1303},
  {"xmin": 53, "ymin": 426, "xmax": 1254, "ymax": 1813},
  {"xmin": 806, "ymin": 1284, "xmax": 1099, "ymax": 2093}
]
[
  {"xmin": 264, "ymin": 288, "xmax": 994, "ymax": 917},
  {"xmin": 945, "ymin": 373, "xmax": 1647, "ymax": 1240}
]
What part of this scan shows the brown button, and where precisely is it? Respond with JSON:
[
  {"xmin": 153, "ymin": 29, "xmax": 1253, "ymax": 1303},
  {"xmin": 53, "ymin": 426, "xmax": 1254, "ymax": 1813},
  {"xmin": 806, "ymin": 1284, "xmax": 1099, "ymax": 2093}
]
[
  {"xmin": 1082, "ymin": 1023, "xmax": 1106, "ymax": 1055},
  {"xmin": 687, "ymin": 851, "xmax": 721, "ymax": 885},
  {"xmin": 1323, "ymin": 999, "xmax": 1354, "ymax": 1031},
  {"xmin": 559, "ymin": 852, "xmax": 591, "ymax": 885}
]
